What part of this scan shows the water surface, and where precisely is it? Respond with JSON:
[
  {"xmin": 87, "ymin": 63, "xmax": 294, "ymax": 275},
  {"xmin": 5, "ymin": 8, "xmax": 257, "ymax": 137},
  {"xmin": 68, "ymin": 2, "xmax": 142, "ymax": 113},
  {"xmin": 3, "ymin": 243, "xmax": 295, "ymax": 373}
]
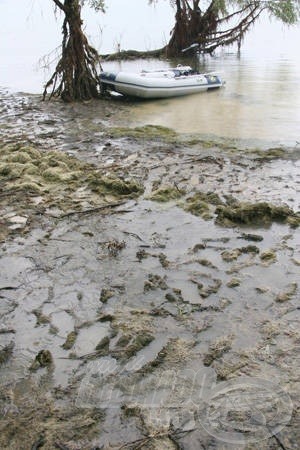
[{"xmin": 105, "ymin": 52, "xmax": 300, "ymax": 146}]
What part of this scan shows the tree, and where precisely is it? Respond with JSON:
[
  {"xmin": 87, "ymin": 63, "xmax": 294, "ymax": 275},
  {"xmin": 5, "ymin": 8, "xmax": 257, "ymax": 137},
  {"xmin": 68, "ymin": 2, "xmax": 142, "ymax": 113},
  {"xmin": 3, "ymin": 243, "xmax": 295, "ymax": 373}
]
[
  {"xmin": 149, "ymin": 1, "xmax": 300, "ymax": 57},
  {"xmin": 43, "ymin": 0, "xmax": 105, "ymax": 102}
]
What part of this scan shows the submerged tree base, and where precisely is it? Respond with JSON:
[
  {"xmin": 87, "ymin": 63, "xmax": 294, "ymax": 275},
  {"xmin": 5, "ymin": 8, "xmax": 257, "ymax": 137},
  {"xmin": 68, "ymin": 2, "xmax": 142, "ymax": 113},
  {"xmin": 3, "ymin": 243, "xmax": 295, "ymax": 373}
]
[{"xmin": 44, "ymin": 0, "xmax": 103, "ymax": 102}]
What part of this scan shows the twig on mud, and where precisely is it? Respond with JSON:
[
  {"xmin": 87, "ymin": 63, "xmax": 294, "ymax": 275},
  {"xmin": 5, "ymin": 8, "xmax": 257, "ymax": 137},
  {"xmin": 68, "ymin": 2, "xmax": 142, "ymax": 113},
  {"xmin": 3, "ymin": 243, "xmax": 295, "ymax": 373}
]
[
  {"xmin": 58, "ymin": 201, "xmax": 128, "ymax": 218},
  {"xmin": 150, "ymin": 155, "xmax": 223, "ymax": 170},
  {"xmin": 115, "ymin": 427, "xmax": 193, "ymax": 449},
  {"xmin": 0, "ymin": 187, "xmax": 36, "ymax": 198},
  {"xmin": 174, "ymin": 181, "xmax": 182, "ymax": 193},
  {"xmin": 185, "ymin": 155, "xmax": 224, "ymax": 167},
  {"xmin": 54, "ymin": 442, "xmax": 70, "ymax": 450},
  {"xmin": 116, "ymin": 432, "xmax": 161, "ymax": 449},
  {"xmin": 0, "ymin": 286, "xmax": 20, "ymax": 291},
  {"xmin": 271, "ymin": 433, "xmax": 288, "ymax": 450},
  {"xmin": 0, "ymin": 328, "xmax": 15, "ymax": 334},
  {"xmin": 30, "ymin": 435, "xmax": 46, "ymax": 450},
  {"xmin": 121, "ymin": 230, "xmax": 144, "ymax": 241},
  {"xmin": 58, "ymin": 349, "xmax": 104, "ymax": 361},
  {"xmin": 109, "ymin": 209, "xmax": 134, "ymax": 215}
]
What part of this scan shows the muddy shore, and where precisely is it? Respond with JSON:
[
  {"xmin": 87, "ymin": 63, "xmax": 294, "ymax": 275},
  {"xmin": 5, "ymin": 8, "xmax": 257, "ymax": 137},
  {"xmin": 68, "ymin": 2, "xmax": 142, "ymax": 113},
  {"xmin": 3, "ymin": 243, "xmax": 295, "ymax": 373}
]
[{"xmin": 0, "ymin": 90, "xmax": 299, "ymax": 449}]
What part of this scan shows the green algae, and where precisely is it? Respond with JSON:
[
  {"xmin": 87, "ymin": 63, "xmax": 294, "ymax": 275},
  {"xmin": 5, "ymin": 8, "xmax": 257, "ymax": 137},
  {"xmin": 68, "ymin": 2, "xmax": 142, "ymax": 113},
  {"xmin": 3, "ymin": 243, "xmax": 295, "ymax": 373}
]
[
  {"xmin": 275, "ymin": 282, "xmax": 298, "ymax": 302},
  {"xmin": 182, "ymin": 191, "xmax": 224, "ymax": 220},
  {"xmin": 0, "ymin": 144, "xmax": 39, "ymax": 160},
  {"xmin": 188, "ymin": 192, "xmax": 224, "ymax": 206},
  {"xmin": 0, "ymin": 143, "xmax": 144, "ymax": 233},
  {"xmin": 260, "ymin": 248, "xmax": 277, "ymax": 263},
  {"xmin": 0, "ymin": 162, "xmax": 25, "ymax": 179},
  {"xmin": 8, "ymin": 181, "xmax": 42, "ymax": 194},
  {"xmin": 9, "ymin": 151, "xmax": 34, "ymax": 164},
  {"xmin": 129, "ymin": 332, "xmax": 154, "ymax": 354},
  {"xmin": 136, "ymin": 248, "xmax": 149, "ymax": 261},
  {"xmin": 216, "ymin": 201, "xmax": 299, "ymax": 227},
  {"xmin": 88, "ymin": 174, "xmax": 143, "ymax": 197},
  {"xmin": 144, "ymin": 273, "xmax": 168, "ymax": 292},
  {"xmin": 203, "ymin": 335, "xmax": 234, "ymax": 366},
  {"xmin": 287, "ymin": 215, "xmax": 300, "ymax": 228},
  {"xmin": 62, "ymin": 331, "xmax": 78, "ymax": 350},
  {"xmin": 198, "ymin": 278, "xmax": 222, "ymax": 298},
  {"xmin": 240, "ymin": 245, "xmax": 260, "ymax": 254},
  {"xmin": 113, "ymin": 331, "xmax": 154, "ymax": 360},
  {"xmin": 0, "ymin": 144, "xmax": 87, "ymax": 193},
  {"xmin": 107, "ymin": 124, "xmax": 177, "ymax": 141},
  {"xmin": 42, "ymin": 167, "xmax": 69, "ymax": 182},
  {"xmin": 221, "ymin": 245, "xmax": 259, "ymax": 264},
  {"xmin": 252, "ymin": 147, "xmax": 286, "ymax": 160},
  {"xmin": 149, "ymin": 185, "xmax": 184, "ymax": 202},
  {"xmin": 197, "ymin": 258, "xmax": 217, "ymax": 269},
  {"xmin": 158, "ymin": 252, "xmax": 170, "ymax": 268},
  {"xmin": 0, "ymin": 342, "xmax": 14, "ymax": 365},
  {"xmin": 184, "ymin": 196, "xmax": 211, "ymax": 220},
  {"xmin": 138, "ymin": 338, "xmax": 193, "ymax": 374},
  {"xmin": 95, "ymin": 336, "xmax": 110, "ymax": 352},
  {"xmin": 30, "ymin": 350, "xmax": 53, "ymax": 370},
  {"xmin": 100, "ymin": 288, "xmax": 115, "ymax": 303},
  {"xmin": 221, "ymin": 249, "xmax": 243, "ymax": 262},
  {"xmin": 215, "ymin": 358, "xmax": 249, "ymax": 381},
  {"xmin": 33, "ymin": 310, "xmax": 51, "ymax": 327},
  {"xmin": 195, "ymin": 191, "xmax": 224, "ymax": 206},
  {"xmin": 227, "ymin": 278, "xmax": 241, "ymax": 288},
  {"xmin": 238, "ymin": 233, "xmax": 263, "ymax": 242}
]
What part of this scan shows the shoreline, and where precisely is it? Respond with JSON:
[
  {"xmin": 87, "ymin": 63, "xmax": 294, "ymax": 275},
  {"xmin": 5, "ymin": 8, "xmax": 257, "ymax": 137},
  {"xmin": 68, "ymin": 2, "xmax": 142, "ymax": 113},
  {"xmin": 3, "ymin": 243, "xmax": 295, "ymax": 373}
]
[{"xmin": 0, "ymin": 92, "xmax": 299, "ymax": 449}]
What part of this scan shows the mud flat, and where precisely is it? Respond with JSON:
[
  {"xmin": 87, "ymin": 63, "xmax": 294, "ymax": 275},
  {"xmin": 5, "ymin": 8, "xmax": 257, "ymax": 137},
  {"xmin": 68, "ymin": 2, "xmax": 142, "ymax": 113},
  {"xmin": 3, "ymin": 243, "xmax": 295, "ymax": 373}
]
[{"xmin": 0, "ymin": 91, "xmax": 299, "ymax": 449}]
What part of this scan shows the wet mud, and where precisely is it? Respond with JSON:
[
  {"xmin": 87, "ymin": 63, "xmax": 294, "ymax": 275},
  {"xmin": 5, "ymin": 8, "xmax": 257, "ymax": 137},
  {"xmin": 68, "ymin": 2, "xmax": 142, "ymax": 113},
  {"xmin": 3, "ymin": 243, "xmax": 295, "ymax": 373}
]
[{"xmin": 0, "ymin": 90, "xmax": 299, "ymax": 449}]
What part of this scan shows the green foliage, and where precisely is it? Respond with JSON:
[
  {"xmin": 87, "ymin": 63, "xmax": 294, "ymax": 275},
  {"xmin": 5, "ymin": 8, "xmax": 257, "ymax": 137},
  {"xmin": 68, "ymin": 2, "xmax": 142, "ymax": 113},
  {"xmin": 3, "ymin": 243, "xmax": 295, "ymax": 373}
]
[
  {"xmin": 85, "ymin": 0, "xmax": 105, "ymax": 12},
  {"xmin": 231, "ymin": 1, "xmax": 300, "ymax": 24},
  {"xmin": 266, "ymin": 0, "xmax": 300, "ymax": 24},
  {"xmin": 162, "ymin": 0, "xmax": 300, "ymax": 24},
  {"xmin": 160, "ymin": 0, "xmax": 300, "ymax": 55},
  {"xmin": 213, "ymin": 0, "xmax": 228, "ymax": 15}
]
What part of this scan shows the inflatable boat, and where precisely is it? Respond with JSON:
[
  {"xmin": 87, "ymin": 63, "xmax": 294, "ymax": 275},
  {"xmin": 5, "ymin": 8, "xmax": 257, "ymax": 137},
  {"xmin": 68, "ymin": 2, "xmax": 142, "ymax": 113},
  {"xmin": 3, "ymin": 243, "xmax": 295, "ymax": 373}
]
[{"xmin": 99, "ymin": 66, "xmax": 224, "ymax": 99}]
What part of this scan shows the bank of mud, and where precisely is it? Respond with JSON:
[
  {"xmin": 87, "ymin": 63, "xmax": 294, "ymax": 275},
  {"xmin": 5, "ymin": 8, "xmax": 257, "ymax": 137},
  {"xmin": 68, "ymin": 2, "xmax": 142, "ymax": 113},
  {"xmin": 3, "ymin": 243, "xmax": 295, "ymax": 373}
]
[{"xmin": 0, "ymin": 91, "xmax": 299, "ymax": 449}]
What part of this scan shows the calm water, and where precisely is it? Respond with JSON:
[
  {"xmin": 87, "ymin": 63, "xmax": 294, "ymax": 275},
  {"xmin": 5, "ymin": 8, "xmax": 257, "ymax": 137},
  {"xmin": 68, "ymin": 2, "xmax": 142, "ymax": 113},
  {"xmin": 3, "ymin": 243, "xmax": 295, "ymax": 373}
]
[
  {"xmin": 117, "ymin": 52, "xmax": 300, "ymax": 146},
  {"xmin": 1, "ymin": 0, "xmax": 300, "ymax": 145}
]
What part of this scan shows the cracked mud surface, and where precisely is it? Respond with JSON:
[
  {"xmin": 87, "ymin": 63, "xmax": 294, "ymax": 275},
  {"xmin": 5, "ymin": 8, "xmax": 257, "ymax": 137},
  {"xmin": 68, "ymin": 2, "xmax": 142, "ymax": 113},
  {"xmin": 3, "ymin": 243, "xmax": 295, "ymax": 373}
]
[{"xmin": 0, "ymin": 90, "xmax": 299, "ymax": 449}]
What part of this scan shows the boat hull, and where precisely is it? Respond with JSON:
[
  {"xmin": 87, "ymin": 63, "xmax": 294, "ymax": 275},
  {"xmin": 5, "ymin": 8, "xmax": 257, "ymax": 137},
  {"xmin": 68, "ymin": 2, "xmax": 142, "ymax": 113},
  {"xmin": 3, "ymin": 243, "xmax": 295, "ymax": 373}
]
[{"xmin": 99, "ymin": 71, "xmax": 223, "ymax": 99}]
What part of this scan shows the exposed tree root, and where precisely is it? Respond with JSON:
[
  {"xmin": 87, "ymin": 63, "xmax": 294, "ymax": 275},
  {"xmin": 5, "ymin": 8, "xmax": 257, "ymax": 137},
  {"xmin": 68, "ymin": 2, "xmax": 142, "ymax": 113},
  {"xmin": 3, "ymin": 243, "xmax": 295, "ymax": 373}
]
[{"xmin": 44, "ymin": 0, "xmax": 103, "ymax": 102}]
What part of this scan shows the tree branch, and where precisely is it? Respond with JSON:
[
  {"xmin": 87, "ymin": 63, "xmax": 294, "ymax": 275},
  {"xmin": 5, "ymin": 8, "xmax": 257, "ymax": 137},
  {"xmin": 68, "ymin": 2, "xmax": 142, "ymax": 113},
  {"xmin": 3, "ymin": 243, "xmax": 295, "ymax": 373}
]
[
  {"xmin": 204, "ymin": 7, "xmax": 263, "ymax": 53},
  {"xmin": 52, "ymin": 0, "xmax": 66, "ymax": 13},
  {"xmin": 216, "ymin": 2, "xmax": 260, "ymax": 24}
]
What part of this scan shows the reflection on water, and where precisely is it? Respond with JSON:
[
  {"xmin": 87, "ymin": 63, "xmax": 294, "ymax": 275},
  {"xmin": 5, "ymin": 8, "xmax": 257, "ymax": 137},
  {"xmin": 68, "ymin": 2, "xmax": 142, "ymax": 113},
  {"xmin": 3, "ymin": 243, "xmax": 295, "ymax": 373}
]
[{"xmin": 108, "ymin": 54, "xmax": 300, "ymax": 146}]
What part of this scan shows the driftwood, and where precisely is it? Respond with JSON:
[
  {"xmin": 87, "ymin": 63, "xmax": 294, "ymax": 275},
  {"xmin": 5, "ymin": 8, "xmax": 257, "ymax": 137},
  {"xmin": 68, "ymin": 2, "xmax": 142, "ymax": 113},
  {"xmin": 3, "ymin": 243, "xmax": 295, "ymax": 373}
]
[
  {"xmin": 58, "ymin": 200, "xmax": 128, "ymax": 218},
  {"xmin": 101, "ymin": 47, "xmax": 166, "ymax": 62},
  {"xmin": 150, "ymin": 155, "xmax": 224, "ymax": 170}
]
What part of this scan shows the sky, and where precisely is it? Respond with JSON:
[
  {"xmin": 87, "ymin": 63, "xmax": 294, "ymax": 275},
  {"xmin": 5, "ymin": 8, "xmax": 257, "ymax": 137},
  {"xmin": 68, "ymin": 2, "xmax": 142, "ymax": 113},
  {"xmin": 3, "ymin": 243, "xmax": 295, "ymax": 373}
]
[{"xmin": 0, "ymin": 0, "xmax": 300, "ymax": 92}]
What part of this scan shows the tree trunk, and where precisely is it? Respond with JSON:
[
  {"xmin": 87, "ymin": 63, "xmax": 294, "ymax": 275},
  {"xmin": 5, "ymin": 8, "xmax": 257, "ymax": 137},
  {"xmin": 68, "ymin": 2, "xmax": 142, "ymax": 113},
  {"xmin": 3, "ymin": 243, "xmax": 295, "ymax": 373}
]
[
  {"xmin": 165, "ymin": 0, "xmax": 263, "ymax": 57},
  {"xmin": 166, "ymin": 0, "xmax": 218, "ymax": 57},
  {"xmin": 44, "ymin": 0, "xmax": 101, "ymax": 102}
]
